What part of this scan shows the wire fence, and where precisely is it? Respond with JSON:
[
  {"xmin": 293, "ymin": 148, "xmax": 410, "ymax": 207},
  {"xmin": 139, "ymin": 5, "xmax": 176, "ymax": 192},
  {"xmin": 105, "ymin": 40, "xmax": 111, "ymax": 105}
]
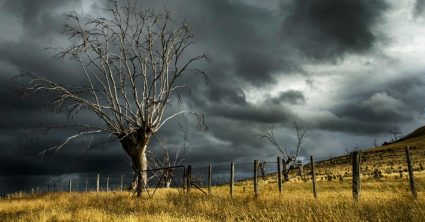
[{"xmin": 3, "ymin": 146, "xmax": 424, "ymax": 200}]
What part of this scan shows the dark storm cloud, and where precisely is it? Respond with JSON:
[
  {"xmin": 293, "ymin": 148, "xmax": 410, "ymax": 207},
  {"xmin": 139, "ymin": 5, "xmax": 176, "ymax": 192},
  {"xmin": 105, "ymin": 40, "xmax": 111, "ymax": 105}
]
[
  {"xmin": 0, "ymin": 136, "xmax": 128, "ymax": 176},
  {"xmin": 281, "ymin": 0, "xmax": 389, "ymax": 61},
  {"xmin": 333, "ymin": 92, "xmax": 407, "ymax": 123},
  {"xmin": 414, "ymin": 0, "xmax": 425, "ymax": 16},
  {"xmin": 206, "ymin": 84, "xmax": 247, "ymax": 105},
  {"xmin": 272, "ymin": 90, "xmax": 306, "ymax": 105},
  {"xmin": 0, "ymin": 0, "xmax": 81, "ymax": 37},
  {"xmin": 175, "ymin": 0, "xmax": 296, "ymax": 86},
  {"xmin": 387, "ymin": 74, "xmax": 425, "ymax": 113},
  {"xmin": 205, "ymin": 99, "xmax": 295, "ymax": 124},
  {"xmin": 0, "ymin": 0, "xmax": 100, "ymax": 194},
  {"xmin": 0, "ymin": 39, "xmax": 84, "ymax": 84},
  {"xmin": 312, "ymin": 73, "xmax": 425, "ymax": 135},
  {"xmin": 233, "ymin": 48, "xmax": 284, "ymax": 85}
]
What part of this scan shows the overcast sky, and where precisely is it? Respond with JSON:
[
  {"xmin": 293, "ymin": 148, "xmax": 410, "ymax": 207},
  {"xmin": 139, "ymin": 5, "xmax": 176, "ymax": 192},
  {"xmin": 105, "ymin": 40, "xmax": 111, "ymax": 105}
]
[{"xmin": 1, "ymin": 0, "xmax": 425, "ymax": 194}]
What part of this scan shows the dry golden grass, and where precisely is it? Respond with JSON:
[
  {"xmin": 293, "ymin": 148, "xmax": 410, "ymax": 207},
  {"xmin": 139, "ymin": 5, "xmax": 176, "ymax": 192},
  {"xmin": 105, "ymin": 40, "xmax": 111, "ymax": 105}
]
[{"xmin": 1, "ymin": 173, "xmax": 425, "ymax": 222}]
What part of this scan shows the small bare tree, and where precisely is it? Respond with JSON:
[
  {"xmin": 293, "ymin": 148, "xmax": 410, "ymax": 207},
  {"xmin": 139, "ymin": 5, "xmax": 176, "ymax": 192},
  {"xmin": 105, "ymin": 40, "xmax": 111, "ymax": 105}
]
[
  {"xmin": 19, "ymin": 1, "xmax": 207, "ymax": 197},
  {"xmin": 147, "ymin": 136, "xmax": 186, "ymax": 188},
  {"xmin": 258, "ymin": 122, "xmax": 307, "ymax": 181},
  {"xmin": 389, "ymin": 127, "xmax": 402, "ymax": 142}
]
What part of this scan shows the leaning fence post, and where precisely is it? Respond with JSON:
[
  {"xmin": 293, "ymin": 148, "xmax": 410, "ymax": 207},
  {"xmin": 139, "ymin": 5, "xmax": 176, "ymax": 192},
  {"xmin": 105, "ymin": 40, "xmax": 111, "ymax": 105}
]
[
  {"xmin": 106, "ymin": 176, "xmax": 109, "ymax": 193},
  {"xmin": 405, "ymin": 146, "xmax": 417, "ymax": 198},
  {"xmin": 96, "ymin": 173, "xmax": 100, "ymax": 192},
  {"xmin": 310, "ymin": 156, "xmax": 317, "ymax": 199},
  {"xmin": 208, "ymin": 164, "xmax": 212, "ymax": 194},
  {"xmin": 85, "ymin": 178, "xmax": 88, "ymax": 192},
  {"xmin": 352, "ymin": 151, "xmax": 361, "ymax": 200},
  {"xmin": 69, "ymin": 179, "xmax": 72, "ymax": 193},
  {"xmin": 120, "ymin": 175, "xmax": 124, "ymax": 192},
  {"xmin": 230, "ymin": 162, "xmax": 234, "ymax": 197},
  {"xmin": 187, "ymin": 165, "xmax": 192, "ymax": 193},
  {"xmin": 254, "ymin": 160, "xmax": 259, "ymax": 198},
  {"xmin": 277, "ymin": 156, "xmax": 282, "ymax": 194}
]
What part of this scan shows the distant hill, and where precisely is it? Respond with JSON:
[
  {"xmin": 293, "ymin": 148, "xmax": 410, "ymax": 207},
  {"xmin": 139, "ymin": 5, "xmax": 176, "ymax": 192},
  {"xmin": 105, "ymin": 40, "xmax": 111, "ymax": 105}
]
[
  {"xmin": 308, "ymin": 125, "xmax": 425, "ymax": 179},
  {"xmin": 369, "ymin": 125, "xmax": 425, "ymax": 152},
  {"xmin": 395, "ymin": 125, "xmax": 425, "ymax": 143}
]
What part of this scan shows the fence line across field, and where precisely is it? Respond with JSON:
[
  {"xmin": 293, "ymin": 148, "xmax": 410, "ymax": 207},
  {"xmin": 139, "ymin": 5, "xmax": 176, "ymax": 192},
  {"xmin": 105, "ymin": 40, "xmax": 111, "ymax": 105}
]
[{"xmin": 13, "ymin": 146, "xmax": 420, "ymax": 200}]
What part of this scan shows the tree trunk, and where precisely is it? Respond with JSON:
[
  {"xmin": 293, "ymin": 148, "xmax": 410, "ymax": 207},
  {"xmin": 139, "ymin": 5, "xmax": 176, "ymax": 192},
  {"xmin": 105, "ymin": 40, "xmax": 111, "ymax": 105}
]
[
  {"xmin": 164, "ymin": 170, "xmax": 173, "ymax": 188},
  {"xmin": 120, "ymin": 132, "xmax": 151, "ymax": 197},
  {"xmin": 129, "ymin": 173, "xmax": 137, "ymax": 190},
  {"xmin": 165, "ymin": 179, "xmax": 172, "ymax": 188}
]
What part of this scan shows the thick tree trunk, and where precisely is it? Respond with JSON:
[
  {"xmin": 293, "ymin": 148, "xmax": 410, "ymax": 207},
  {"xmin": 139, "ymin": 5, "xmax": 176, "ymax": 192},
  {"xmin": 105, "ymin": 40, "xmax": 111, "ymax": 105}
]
[
  {"xmin": 165, "ymin": 180, "xmax": 172, "ymax": 188},
  {"xmin": 120, "ymin": 132, "xmax": 151, "ymax": 197},
  {"xmin": 163, "ymin": 169, "xmax": 173, "ymax": 188},
  {"xmin": 135, "ymin": 150, "xmax": 148, "ymax": 196}
]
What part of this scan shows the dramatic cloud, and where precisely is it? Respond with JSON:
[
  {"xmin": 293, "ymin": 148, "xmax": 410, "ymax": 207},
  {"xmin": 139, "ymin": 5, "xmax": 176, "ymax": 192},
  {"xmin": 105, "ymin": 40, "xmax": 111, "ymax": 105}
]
[
  {"xmin": 281, "ymin": 0, "xmax": 388, "ymax": 61},
  {"xmin": 414, "ymin": 0, "xmax": 425, "ymax": 16},
  {"xmin": 272, "ymin": 90, "xmax": 306, "ymax": 105},
  {"xmin": 1, "ymin": 0, "xmax": 425, "ymax": 195}
]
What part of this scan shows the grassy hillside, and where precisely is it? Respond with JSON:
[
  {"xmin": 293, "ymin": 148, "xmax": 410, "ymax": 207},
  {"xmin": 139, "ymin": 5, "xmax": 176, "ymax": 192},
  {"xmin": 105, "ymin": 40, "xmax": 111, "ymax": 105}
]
[{"xmin": 304, "ymin": 128, "xmax": 425, "ymax": 182}]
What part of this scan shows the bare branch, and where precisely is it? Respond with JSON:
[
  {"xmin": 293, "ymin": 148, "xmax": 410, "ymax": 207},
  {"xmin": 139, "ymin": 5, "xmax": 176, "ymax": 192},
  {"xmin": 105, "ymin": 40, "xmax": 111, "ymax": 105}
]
[
  {"xmin": 257, "ymin": 125, "xmax": 288, "ymax": 159},
  {"xmin": 18, "ymin": 0, "xmax": 208, "ymax": 195}
]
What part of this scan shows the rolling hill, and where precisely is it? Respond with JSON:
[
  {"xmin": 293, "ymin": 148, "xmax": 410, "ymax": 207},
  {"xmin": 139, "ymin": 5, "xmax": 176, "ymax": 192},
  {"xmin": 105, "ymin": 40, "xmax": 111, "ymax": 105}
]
[{"xmin": 308, "ymin": 125, "xmax": 425, "ymax": 180}]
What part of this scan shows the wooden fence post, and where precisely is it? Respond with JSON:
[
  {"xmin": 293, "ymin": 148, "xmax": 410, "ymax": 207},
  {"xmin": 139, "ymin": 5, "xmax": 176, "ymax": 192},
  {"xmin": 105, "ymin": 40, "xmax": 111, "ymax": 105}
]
[
  {"xmin": 96, "ymin": 174, "xmax": 100, "ymax": 192},
  {"xmin": 76, "ymin": 179, "xmax": 79, "ymax": 192},
  {"xmin": 106, "ymin": 176, "xmax": 109, "ymax": 192},
  {"xmin": 208, "ymin": 164, "xmax": 212, "ymax": 194},
  {"xmin": 120, "ymin": 175, "xmax": 124, "ymax": 192},
  {"xmin": 53, "ymin": 183, "xmax": 56, "ymax": 192},
  {"xmin": 85, "ymin": 178, "xmax": 88, "ymax": 192},
  {"xmin": 230, "ymin": 162, "xmax": 234, "ymax": 197},
  {"xmin": 69, "ymin": 179, "xmax": 72, "ymax": 193},
  {"xmin": 405, "ymin": 146, "xmax": 417, "ymax": 198},
  {"xmin": 254, "ymin": 160, "xmax": 258, "ymax": 198},
  {"xmin": 310, "ymin": 156, "xmax": 317, "ymax": 199},
  {"xmin": 187, "ymin": 165, "xmax": 192, "ymax": 193},
  {"xmin": 352, "ymin": 151, "xmax": 361, "ymax": 200},
  {"xmin": 277, "ymin": 156, "xmax": 282, "ymax": 194}
]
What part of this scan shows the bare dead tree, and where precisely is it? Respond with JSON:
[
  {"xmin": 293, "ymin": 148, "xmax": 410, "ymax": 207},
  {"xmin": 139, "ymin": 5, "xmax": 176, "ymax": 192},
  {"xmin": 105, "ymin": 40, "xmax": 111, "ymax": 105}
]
[
  {"xmin": 147, "ymin": 136, "xmax": 186, "ymax": 188},
  {"xmin": 389, "ymin": 127, "xmax": 402, "ymax": 142},
  {"xmin": 258, "ymin": 122, "xmax": 307, "ymax": 181},
  {"xmin": 18, "ymin": 1, "xmax": 207, "ymax": 197}
]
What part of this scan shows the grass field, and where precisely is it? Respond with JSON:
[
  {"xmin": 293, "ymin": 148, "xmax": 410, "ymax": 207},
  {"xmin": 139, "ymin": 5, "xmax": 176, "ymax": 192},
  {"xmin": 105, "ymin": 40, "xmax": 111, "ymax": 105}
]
[
  {"xmin": 2, "ymin": 137, "xmax": 424, "ymax": 221},
  {"xmin": 1, "ymin": 172, "xmax": 424, "ymax": 222}
]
